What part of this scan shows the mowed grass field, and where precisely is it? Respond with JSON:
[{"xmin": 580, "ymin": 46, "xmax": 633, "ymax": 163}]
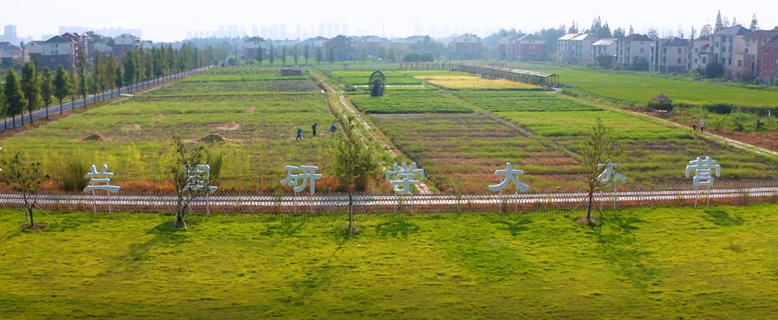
[
  {"xmin": 0, "ymin": 66, "xmax": 337, "ymax": 191},
  {"xmin": 3, "ymin": 204, "xmax": 778, "ymax": 319},
  {"xmin": 510, "ymin": 63, "xmax": 778, "ymax": 108}
]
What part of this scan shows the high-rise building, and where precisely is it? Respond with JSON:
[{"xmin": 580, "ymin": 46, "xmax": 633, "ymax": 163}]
[
  {"xmin": 327, "ymin": 23, "xmax": 333, "ymax": 37},
  {"xmin": 334, "ymin": 24, "xmax": 340, "ymax": 36},
  {"xmin": 260, "ymin": 26, "xmax": 268, "ymax": 39},
  {"xmin": 319, "ymin": 23, "xmax": 325, "ymax": 37},
  {"xmin": 4, "ymin": 25, "xmax": 18, "ymax": 44},
  {"xmin": 342, "ymin": 23, "xmax": 349, "ymax": 36},
  {"xmin": 252, "ymin": 25, "xmax": 258, "ymax": 37},
  {"xmin": 279, "ymin": 24, "xmax": 287, "ymax": 40}
]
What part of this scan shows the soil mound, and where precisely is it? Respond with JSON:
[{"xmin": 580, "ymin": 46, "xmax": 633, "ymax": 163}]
[
  {"xmin": 123, "ymin": 124, "xmax": 141, "ymax": 130},
  {"xmin": 152, "ymin": 114, "xmax": 166, "ymax": 121},
  {"xmin": 199, "ymin": 133, "xmax": 229, "ymax": 143},
  {"xmin": 245, "ymin": 107, "xmax": 256, "ymax": 113},
  {"xmin": 216, "ymin": 122, "xmax": 241, "ymax": 131},
  {"xmin": 81, "ymin": 133, "xmax": 107, "ymax": 141}
]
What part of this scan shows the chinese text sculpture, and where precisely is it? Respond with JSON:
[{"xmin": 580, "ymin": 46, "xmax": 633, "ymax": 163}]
[
  {"xmin": 386, "ymin": 162, "xmax": 425, "ymax": 194},
  {"xmin": 281, "ymin": 165, "xmax": 322, "ymax": 194},
  {"xmin": 489, "ymin": 162, "xmax": 529, "ymax": 192}
]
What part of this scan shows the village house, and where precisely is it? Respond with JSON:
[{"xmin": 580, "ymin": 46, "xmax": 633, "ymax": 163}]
[
  {"xmin": 758, "ymin": 36, "xmax": 778, "ymax": 83},
  {"xmin": 500, "ymin": 34, "xmax": 545, "ymax": 61},
  {"xmin": 650, "ymin": 36, "xmax": 690, "ymax": 73},
  {"xmin": 25, "ymin": 40, "xmax": 44, "ymax": 63},
  {"xmin": 61, "ymin": 32, "xmax": 92, "ymax": 60},
  {"xmin": 448, "ymin": 33, "xmax": 482, "ymax": 60},
  {"xmin": 556, "ymin": 33, "xmax": 579, "ymax": 64},
  {"xmin": 744, "ymin": 30, "xmax": 778, "ymax": 80},
  {"xmin": 688, "ymin": 36, "xmax": 713, "ymax": 71},
  {"xmin": 301, "ymin": 36, "xmax": 328, "ymax": 59},
  {"xmin": 323, "ymin": 35, "xmax": 355, "ymax": 61},
  {"xmin": 615, "ymin": 34, "xmax": 652, "ymax": 68},
  {"xmin": 570, "ymin": 34, "xmax": 600, "ymax": 64},
  {"xmin": 0, "ymin": 42, "xmax": 27, "ymax": 65},
  {"xmin": 709, "ymin": 25, "xmax": 751, "ymax": 79},
  {"xmin": 244, "ymin": 36, "xmax": 269, "ymax": 60},
  {"xmin": 114, "ymin": 33, "xmax": 140, "ymax": 59},
  {"xmin": 591, "ymin": 38, "xmax": 617, "ymax": 60},
  {"xmin": 41, "ymin": 35, "xmax": 75, "ymax": 71}
]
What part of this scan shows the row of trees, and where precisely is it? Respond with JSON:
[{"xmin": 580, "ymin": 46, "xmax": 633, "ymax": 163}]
[{"xmin": 1, "ymin": 43, "xmax": 229, "ymax": 131}]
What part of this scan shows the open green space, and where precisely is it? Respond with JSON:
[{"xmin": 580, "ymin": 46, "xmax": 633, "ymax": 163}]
[
  {"xmin": 3, "ymin": 204, "xmax": 778, "ymax": 319},
  {"xmin": 181, "ymin": 74, "xmax": 310, "ymax": 82},
  {"xmin": 147, "ymin": 79, "xmax": 321, "ymax": 96},
  {"xmin": 511, "ymin": 63, "xmax": 778, "ymax": 108},
  {"xmin": 350, "ymin": 91, "xmax": 474, "ymax": 114}
]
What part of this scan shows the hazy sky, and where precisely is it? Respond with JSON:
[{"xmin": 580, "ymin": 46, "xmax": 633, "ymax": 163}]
[{"xmin": 4, "ymin": 0, "xmax": 775, "ymax": 42}]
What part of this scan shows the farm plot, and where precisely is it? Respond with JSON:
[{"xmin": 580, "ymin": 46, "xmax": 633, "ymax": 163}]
[
  {"xmin": 0, "ymin": 74, "xmax": 337, "ymax": 191},
  {"xmin": 454, "ymin": 91, "xmax": 602, "ymax": 112},
  {"xmin": 495, "ymin": 110, "xmax": 778, "ymax": 186},
  {"xmin": 332, "ymin": 70, "xmax": 424, "ymax": 85},
  {"xmin": 371, "ymin": 113, "xmax": 581, "ymax": 193},
  {"xmin": 416, "ymin": 75, "xmax": 544, "ymax": 90},
  {"xmin": 146, "ymin": 78, "xmax": 321, "ymax": 96},
  {"xmin": 350, "ymin": 91, "xmax": 474, "ymax": 114}
]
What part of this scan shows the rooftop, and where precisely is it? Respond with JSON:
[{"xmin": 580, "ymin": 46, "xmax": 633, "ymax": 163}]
[{"xmin": 711, "ymin": 25, "xmax": 751, "ymax": 37}]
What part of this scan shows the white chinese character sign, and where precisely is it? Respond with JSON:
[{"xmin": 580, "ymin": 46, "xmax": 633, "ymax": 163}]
[
  {"xmin": 597, "ymin": 159, "xmax": 626, "ymax": 210},
  {"xmin": 685, "ymin": 156, "xmax": 721, "ymax": 207},
  {"xmin": 281, "ymin": 165, "xmax": 322, "ymax": 194},
  {"xmin": 386, "ymin": 162, "xmax": 425, "ymax": 194},
  {"xmin": 184, "ymin": 164, "xmax": 218, "ymax": 194},
  {"xmin": 84, "ymin": 164, "xmax": 121, "ymax": 213},
  {"xmin": 489, "ymin": 162, "xmax": 529, "ymax": 192}
]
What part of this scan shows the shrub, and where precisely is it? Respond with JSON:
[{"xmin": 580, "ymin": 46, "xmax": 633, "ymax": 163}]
[
  {"xmin": 705, "ymin": 62, "xmax": 724, "ymax": 79},
  {"xmin": 61, "ymin": 157, "xmax": 89, "ymax": 191},
  {"xmin": 705, "ymin": 103, "xmax": 733, "ymax": 115}
]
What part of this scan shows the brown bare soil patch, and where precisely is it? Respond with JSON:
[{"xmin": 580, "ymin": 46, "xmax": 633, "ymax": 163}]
[
  {"xmin": 576, "ymin": 216, "xmax": 600, "ymax": 226},
  {"xmin": 199, "ymin": 133, "xmax": 229, "ymax": 143},
  {"xmin": 216, "ymin": 122, "xmax": 241, "ymax": 131},
  {"xmin": 123, "ymin": 124, "xmax": 141, "ymax": 130},
  {"xmin": 152, "ymin": 114, "xmax": 166, "ymax": 121},
  {"xmin": 245, "ymin": 107, "xmax": 256, "ymax": 113},
  {"xmin": 81, "ymin": 133, "xmax": 107, "ymax": 141},
  {"xmin": 714, "ymin": 131, "xmax": 778, "ymax": 152}
]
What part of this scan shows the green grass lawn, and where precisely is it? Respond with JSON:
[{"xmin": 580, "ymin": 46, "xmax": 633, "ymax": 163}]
[
  {"xmin": 3, "ymin": 204, "xmax": 778, "ymax": 319},
  {"xmin": 350, "ymin": 91, "xmax": 474, "ymax": 114},
  {"xmin": 511, "ymin": 64, "xmax": 778, "ymax": 108}
]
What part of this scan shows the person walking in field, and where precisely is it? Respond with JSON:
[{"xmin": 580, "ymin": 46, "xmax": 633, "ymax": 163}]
[
  {"xmin": 312, "ymin": 123, "xmax": 318, "ymax": 136},
  {"xmin": 330, "ymin": 123, "xmax": 337, "ymax": 135},
  {"xmin": 692, "ymin": 117, "xmax": 697, "ymax": 131},
  {"xmin": 700, "ymin": 120, "xmax": 705, "ymax": 133},
  {"xmin": 296, "ymin": 126, "xmax": 303, "ymax": 140}
]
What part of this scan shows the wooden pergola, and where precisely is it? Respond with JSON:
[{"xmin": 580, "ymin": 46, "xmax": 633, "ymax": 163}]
[
  {"xmin": 648, "ymin": 93, "xmax": 673, "ymax": 110},
  {"xmin": 442, "ymin": 62, "xmax": 560, "ymax": 87}
]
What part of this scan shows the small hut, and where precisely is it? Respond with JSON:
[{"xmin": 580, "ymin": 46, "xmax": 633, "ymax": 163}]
[{"xmin": 648, "ymin": 93, "xmax": 673, "ymax": 112}]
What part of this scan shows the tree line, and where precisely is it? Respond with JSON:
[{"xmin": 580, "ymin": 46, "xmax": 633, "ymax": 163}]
[{"xmin": 0, "ymin": 43, "xmax": 229, "ymax": 131}]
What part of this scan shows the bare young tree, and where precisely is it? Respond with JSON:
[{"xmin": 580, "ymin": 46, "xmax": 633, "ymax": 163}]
[
  {"xmin": 168, "ymin": 137, "xmax": 213, "ymax": 228},
  {"xmin": 2, "ymin": 152, "xmax": 49, "ymax": 228},
  {"xmin": 579, "ymin": 118, "xmax": 621, "ymax": 223}
]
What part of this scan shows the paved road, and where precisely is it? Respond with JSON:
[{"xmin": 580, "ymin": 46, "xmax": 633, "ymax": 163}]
[{"xmin": 0, "ymin": 66, "xmax": 211, "ymax": 132}]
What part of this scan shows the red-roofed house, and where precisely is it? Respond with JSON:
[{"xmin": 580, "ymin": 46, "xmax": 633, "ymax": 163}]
[{"xmin": 758, "ymin": 36, "xmax": 778, "ymax": 83}]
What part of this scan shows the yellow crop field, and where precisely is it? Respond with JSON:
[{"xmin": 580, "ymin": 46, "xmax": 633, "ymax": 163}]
[{"xmin": 415, "ymin": 75, "xmax": 543, "ymax": 90}]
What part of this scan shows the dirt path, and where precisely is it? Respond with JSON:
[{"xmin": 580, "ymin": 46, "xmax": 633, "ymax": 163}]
[{"xmin": 318, "ymin": 75, "xmax": 430, "ymax": 194}]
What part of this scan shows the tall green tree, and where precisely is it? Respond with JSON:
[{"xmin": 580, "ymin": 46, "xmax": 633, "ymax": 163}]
[
  {"xmin": 21, "ymin": 62, "xmax": 40, "ymax": 125},
  {"xmin": 750, "ymin": 14, "xmax": 759, "ymax": 31},
  {"xmin": 579, "ymin": 118, "xmax": 621, "ymax": 222},
  {"xmin": 388, "ymin": 48, "xmax": 396, "ymax": 62},
  {"xmin": 68, "ymin": 68, "xmax": 77, "ymax": 110},
  {"xmin": 4, "ymin": 69, "xmax": 27, "ymax": 129},
  {"xmin": 115, "ymin": 67, "xmax": 124, "ymax": 93},
  {"xmin": 330, "ymin": 115, "xmax": 379, "ymax": 235},
  {"xmin": 106, "ymin": 52, "xmax": 118, "ymax": 98},
  {"xmin": 93, "ymin": 51, "xmax": 104, "ymax": 101},
  {"xmin": 304, "ymin": 44, "xmax": 310, "ymax": 64},
  {"xmin": 613, "ymin": 27, "xmax": 626, "ymax": 38},
  {"xmin": 328, "ymin": 46, "xmax": 335, "ymax": 63},
  {"xmin": 316, "ymin": 47, "xmax": 323, "ymax": 64},
  {"xmin": 0, "ymin": 83, "xmax": 6, "ymax": 130},
  {"xmin": 293, "ymin": 45, "xmax": 300, "ymax": 65},
  {"xmin": 715, "ymin": 10, "xmax": 724, "ymax": 32},
  {"xmin": 123, "ymin": 52, "xmax": 136, "ymax": 92},
  {"xmin": 40, "ymin": 67, "xmax": 54, "ymax": 120},
  {"xmin": 256, "ymin": 47, "xmax": 264, "ymax": 66},
  {"xmin": 282, "ymin": 45, "xmax": 287, "ymax": 65},
  {"xmin": 77, "ymin": 47, "xmax": 88, "ymax": 107},
  {"xmin": 268, "ymin": 44, "xmax": 275, "ymax": 65},
  {"xmin": 53, "ymin": 66, "xmax": 71, "ymax": 115}
]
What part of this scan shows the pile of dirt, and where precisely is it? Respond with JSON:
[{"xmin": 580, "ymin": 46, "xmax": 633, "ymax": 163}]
[
  {"xmin": 81, "ymin": 133, "xmax": 107, "ymax": 141},
  {"xmin": 199, "ymin": 133, "xmax": 229, "ymax": 143},
  {"xmin": 123, "ymin": 124, "xmax": 141, "ymax": 130},
  {"xmin": 152, "ymin": 114, "xmax": 166, "ymax": 121},
  {"xmin": 245, "ymin": 107, "xmax": 256, "ymax": 114},
  {"xmin": 216, "ymin": 122, "xmax": 241, "ymax": 131}
]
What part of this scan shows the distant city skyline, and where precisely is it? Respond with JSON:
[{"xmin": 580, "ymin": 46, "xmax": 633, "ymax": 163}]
[{"xmin": 3, "ymin": 0, "xmax": 776, "ymax": 43}]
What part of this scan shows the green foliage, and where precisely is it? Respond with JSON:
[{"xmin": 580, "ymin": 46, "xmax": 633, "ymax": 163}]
[
  {"xmin": 60, "ymin": 153, "xmax": 89, "ymax": 192},
  {"xmin": 705, "ymin": 62, "xmax": 724, "ymax": 79},
  {"xmin": 21, "ymin": 62, "xmax": 40, "ymax": 119},
  {"xmin": 268, "ymin": 44, "xmax": 275, "ymax": 65},
  {"xmin": 40, "ymin": 67, "xmax": 54, "ymax": 111},
  {"xmin": 578, "ymin": 118, "xmax": 621, "ymax": 219},
  {"xmin": 329, "ymin": 115, "xmax": 379, "ymax": 192},
  {"xmin": 316, "ymin": 47, "xmax": 323, "ymax": 64},
  {"xmin": 281, "ymin": 45, "xmax": 287, "ymax": 65},
  {"xmin": 167, "ymin": 136, "xmax": 209, "ymax": 227},
  {"xmin": 350, "ymin": 91, "xmax": 474, "ymax": 114},
  {"xmin": 1, "ymin": 152, "xmax": 49, "ymax": 226},
  {"xmin": 4, "ymin": 69, "xmax": 27, "ymax": 128},
  {"xmin": 595, "ymin": 53, "xmax": 614, "ymax": 69},
  {"xmin": 328, "ymin": 47, "xmax": 335, "ymax": 64},
  {"xmin": 53, "ymin": 66, "xmax": 72, "ymax": 109}
]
